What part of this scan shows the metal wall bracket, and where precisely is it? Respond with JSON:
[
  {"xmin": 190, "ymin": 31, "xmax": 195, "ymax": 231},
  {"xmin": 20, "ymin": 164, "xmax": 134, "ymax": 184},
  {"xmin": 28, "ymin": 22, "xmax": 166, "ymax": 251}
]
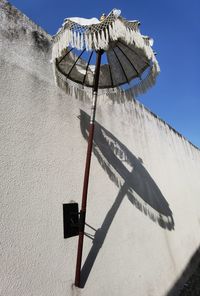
[{"xmin": 63, "ymin": 203, "xmax": 79, "ymax": 238}]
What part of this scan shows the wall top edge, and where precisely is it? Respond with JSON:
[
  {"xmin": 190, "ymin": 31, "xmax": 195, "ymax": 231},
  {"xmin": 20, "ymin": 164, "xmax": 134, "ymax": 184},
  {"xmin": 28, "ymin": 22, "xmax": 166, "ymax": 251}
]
[{"xmin": 1, "ymin": 0, "xmax": 199, "ymax": 152}]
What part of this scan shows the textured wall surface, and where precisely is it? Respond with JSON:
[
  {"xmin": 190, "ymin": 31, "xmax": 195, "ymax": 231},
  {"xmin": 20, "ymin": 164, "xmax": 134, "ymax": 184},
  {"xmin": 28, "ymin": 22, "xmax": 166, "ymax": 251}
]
[{"xmin": 1, "ymin": 1, "xmax": 200, "ymax": 296}]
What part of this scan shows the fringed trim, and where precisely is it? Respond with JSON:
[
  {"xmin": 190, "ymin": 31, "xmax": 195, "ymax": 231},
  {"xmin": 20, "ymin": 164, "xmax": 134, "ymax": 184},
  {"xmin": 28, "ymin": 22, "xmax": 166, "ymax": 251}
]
[
  {"xmin": 52, "ymin": 18, "xmax": 143, "ymax": 57},
  {"xmin": 52, "ymin": 11, "xmax": 155, "ymax": 63},
  {"xmin": 53, "ymin": 60, "xmax": 118, "ymax": 98},
  {"xmin": 53, "ymin": 56, "xmax": 160, "ymax": 103},
  {"xmin": 126, "ymin": 61, "xmax": 160, "ymax": 97},
  {"xmin": 53, "ymin": 59, "xmax": 93, "ymax": 102}
]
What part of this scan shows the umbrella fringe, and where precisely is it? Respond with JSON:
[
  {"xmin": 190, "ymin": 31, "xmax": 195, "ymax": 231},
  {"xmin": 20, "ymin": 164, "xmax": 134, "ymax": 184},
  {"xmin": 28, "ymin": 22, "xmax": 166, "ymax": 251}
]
[
  {"xmin": 52, "ymin": 60, "xmax": 92, "ymax": 102},
  {"xmin": 52, "ymin": 16, "xmax": 156, "ymax": 64},
  {"xmin": 52, "ymin": 57, "xmax": 160, "ymax": 101},
  {"xmin": 125, "ymin": 61, "xmax": 160, "ymax": 97}
]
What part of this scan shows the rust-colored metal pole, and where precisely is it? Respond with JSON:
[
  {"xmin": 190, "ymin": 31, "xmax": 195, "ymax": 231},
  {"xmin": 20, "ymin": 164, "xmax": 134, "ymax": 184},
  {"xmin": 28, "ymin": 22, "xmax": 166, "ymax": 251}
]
[{"xmin": 75, "ymin": 50, "xmax": 103, "ymax": 287}]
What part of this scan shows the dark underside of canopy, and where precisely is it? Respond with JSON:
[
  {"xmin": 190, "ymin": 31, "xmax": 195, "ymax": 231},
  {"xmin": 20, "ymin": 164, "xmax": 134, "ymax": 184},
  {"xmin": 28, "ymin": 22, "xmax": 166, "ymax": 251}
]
[{"xmin": 56, "ymin": 39, "xmax": 151, "ymax": 89}]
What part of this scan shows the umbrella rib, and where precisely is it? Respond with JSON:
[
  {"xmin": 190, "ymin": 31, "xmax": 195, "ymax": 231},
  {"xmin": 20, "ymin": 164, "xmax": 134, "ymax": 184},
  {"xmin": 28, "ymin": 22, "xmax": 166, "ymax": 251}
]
[
  {"xmin": 67, "ymin": 48, "xmax": 86, "ymax": 78},
  {"xmin": 82, "ymin": 51, "xmax": 94, "ymax": 85},
  {"xmin": 112, "ymin": 48, "xmax": 130, "ymax": 85},
  {"xmin": 118, "ymin": 40, "xmax": 150, "ymax": 66},
  {"xmin": 57, "ymin": 48, "xmax": 74, "ymax": 65},
  {"xmin": 116, "ymin": 45, "xmax": 141, "ymax": 78},
  {"xmin": 108, "ymin": 64, "xmax": 114, "ymax": 88}
]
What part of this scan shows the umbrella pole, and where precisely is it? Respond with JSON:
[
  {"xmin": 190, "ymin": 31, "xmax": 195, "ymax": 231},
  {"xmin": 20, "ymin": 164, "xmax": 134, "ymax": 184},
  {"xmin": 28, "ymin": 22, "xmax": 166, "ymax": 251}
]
[{"xmin": 75, "ymin": 50, "xmax": 103, "ymax": 288}]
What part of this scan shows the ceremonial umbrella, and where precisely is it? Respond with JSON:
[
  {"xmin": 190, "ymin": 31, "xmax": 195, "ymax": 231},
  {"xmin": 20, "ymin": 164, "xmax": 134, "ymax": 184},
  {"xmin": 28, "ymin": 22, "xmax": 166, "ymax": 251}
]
[{"xmin": 52, "ymin": 8, "xmax": 160, "ymax": 287}]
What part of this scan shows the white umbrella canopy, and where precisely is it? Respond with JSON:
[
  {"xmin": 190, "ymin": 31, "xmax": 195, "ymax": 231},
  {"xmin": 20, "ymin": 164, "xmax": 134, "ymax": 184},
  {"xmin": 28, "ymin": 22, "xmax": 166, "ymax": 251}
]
[{"xmin": 52, "ymin": 8, "xmax": 160, "ymax": 96}]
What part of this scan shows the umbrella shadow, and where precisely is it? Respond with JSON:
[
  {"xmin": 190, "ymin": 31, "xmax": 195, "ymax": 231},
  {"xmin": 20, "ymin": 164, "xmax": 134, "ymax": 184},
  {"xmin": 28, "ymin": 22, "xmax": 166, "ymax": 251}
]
[{"xmin": 79, "ymin": 110, "xmax": 175, "ymax": 287}]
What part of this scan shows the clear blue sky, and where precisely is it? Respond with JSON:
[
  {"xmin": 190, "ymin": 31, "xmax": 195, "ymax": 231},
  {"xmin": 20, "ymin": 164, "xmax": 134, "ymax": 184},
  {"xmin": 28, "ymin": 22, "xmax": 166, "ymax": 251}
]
[{"xmin": 10, "ymin": 0, "xmax": 200, "ymax": 148}]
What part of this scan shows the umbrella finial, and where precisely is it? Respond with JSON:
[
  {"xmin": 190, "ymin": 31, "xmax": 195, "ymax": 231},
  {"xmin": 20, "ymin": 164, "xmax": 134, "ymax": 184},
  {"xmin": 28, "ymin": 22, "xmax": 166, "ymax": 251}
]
[{"xmin": 99, "ymin": 13, "xmax": 106, "ymax": 21}]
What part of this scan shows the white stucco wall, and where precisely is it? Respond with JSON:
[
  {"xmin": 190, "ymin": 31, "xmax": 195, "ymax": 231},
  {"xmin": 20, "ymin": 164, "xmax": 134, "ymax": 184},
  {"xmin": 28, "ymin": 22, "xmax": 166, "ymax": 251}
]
[{"xmin": 1, "ymin": 1, "xmax": 200, "ymax": 296}]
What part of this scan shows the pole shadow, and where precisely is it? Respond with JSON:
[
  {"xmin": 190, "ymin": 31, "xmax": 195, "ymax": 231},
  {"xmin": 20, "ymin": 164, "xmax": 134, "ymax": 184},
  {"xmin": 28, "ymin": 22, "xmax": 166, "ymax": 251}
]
[{"xmin": 79, "ymin": 110, "xmax": 175, "ymax": 287}]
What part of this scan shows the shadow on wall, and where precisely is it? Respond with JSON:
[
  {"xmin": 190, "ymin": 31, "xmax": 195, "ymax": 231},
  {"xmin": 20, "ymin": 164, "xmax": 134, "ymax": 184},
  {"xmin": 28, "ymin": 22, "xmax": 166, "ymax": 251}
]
[
  {"xmin": 79, "ymin": 110, "xmax": 175, "ymax": 287},
  {"xmin": 166, "ymin": 246, "xmax": 200, "ymax": 296}
]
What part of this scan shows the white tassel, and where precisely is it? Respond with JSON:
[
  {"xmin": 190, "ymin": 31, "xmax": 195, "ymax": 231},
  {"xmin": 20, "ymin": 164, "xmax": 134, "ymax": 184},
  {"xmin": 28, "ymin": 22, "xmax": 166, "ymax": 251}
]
[
  {"xmin": 103, "ymin": 29, "xmax": 108, "ymax": 48},
  {"xmin": 132, "ymin": 29, "xmax": 144, "ymax": 48},
  {"xmin": 105, "ymin": 27, "xmax": 109, "ymax": 43},
  {"xmin": 80, "ymin": 33, "xmax": 84, "ymax": 49},
  {"xmin": 113, "ymin": 22, "xmax": 118, "ymax": 40},
  {"xmin": 75, "ymin": 31, "xmax": 79, "ymax": 48},
  {"xmin": 128, "ymin": 62, "xmax": 159, "ymax": 97},
  {"xmin": 71, "ymin": 31, "xmax": 76, "ymax": 47},
  {"xmin": 99, "ymin": 31, "xmax": 105, "ymax": 49},
  {"xmin": 97, "ymin": 31, "xmax": 101, "ymax": 49},
  {"xmin": 97, "ymin": 30, "xmax": 107, "ymax": 49},
  {"xmin": 66, "ymin": 29, "xmax": 72, "ymax": 48},
  {"xmin": 84, "ymin": 33, "xmax": 89, "ymax": 50},
  {"xmin": 76, "ymin": 32, "xmax": 80, "ymax": 49},
  {"xmin": 108, "ymin": 23, "xmax": 114, "ymax": 40},
  {"xmin": 93, "ymin": 32, "xmax": 98, "ymax": 50},
  {"xmin": 88, "ymin": 33, "xmax": 93, "ymax": 50}
]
